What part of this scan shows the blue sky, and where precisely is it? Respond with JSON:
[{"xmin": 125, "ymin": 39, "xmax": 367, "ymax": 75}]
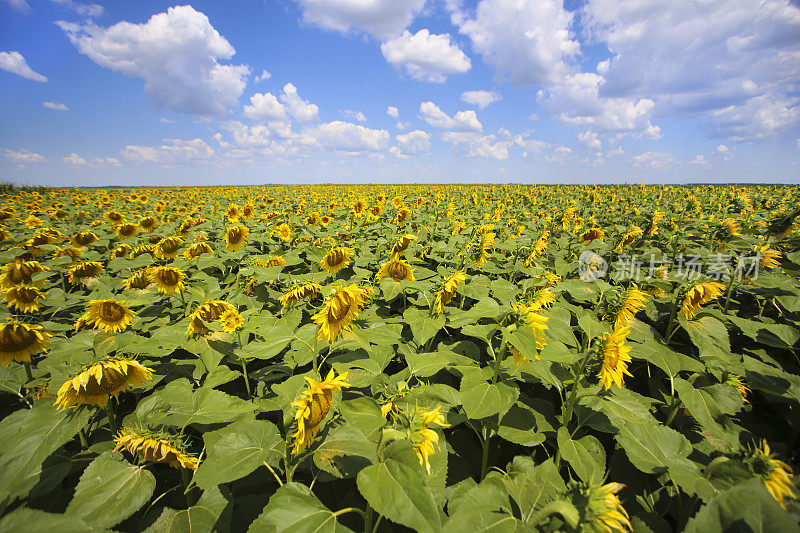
[{"xmin": 1, "ymin": 0, "xmax": 799, "ymax": 186}]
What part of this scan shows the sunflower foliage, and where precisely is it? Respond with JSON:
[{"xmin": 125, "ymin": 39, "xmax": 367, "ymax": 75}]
[{"xmin": 0, "ymin": 185, "xmax": 799, "ymax": 532}]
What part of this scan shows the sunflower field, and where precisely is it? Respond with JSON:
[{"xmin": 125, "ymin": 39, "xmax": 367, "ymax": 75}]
[{"xmin": 1, "ymin": 184, "xmax": 800, "ymax": 532}]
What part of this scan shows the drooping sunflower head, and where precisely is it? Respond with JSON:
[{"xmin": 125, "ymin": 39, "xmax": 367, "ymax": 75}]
[
  {"xmin": 0, "ymin": 260, "xmax": 49, "ymax": 290},
  {"xmin": 123, "ymin": 269, "xmax": 152, "ymax": 290},
  {"xmin": 26, "ymin": 228, "xmax": 62, "ymax": 253},
  {"xmin": 55, "ymin": 358, "xmax": 153, "ymax": 409},
  {"xmin": 75, "ymin": 298, "xmax": 135, "ymax": 333},
  {"xmin": 68, "ymin": 261, "xmax": 104, "ymax": 286},
  {"xmin": 749, "ymin": 439, "xmax": 798, "ymax": 509},
  {"xmin": 110, "ymin": 243, "xmax": 132, "ymax": 259},
  {"xmin": 104, "ymin": 210, "xmax": 125, "ymax": 224},
  {"xmin": 580, "ymin": 227, "xmax": 606, "ymax": 244},
  {"xmin": 512, "ymin": 303, "xmax": 549, "ymax": 351},
  {"xmin": 3, "ymin": 285, "xmax": 45, "ymax": 313},
  {"xmin": 573, "ymin": 481, "xmax": 632, "ymax": 532},
  {"xmin": 369, "ymin": 205, "xmax": 382, "ymax": 219},
  {"xmin": 116, "ymin": 223, "xmax": 139, "ymax": 240},
  {"xmin": 186, "ymin": 299, "xmax": 236, "ymax": 336},
  {"xmin": 183, "ymin": 241, "xmax": 213, "ymax": 260},
  {"xmin": 114, "ymin": 428, "xmax": 200, "ymax": 470},
  {"xmin": 526, "ymin": 287, "xmax": 556, "ymax": 312},
  {"xmin": 291, "ymin": 370, "xmax": 351, "ymax": 454},
  {"xmin": 154, "ymin": 236, "xmax": 184, "ymax": 260},
  {"xmin": 597, "ymin": 325, "xmax": 633, "ymax": 390},
  {"xmin": 280, "ymin": 281, "xmax": 323, "ymax": 307},
  {"xmin": 394, "ymin": 207, "xmax": 411, "ymax": 227},
  {"xmin": 262, "ymin": 255, "xmax": 285, "ymax": 269},
  {"xmin": 53, "ymin": 245, "xmax": 83, "ymax": 266},
  {"xmin": 614, "ymin": 226, "xmax": 643, "ymax": 254},
  {"xmin": 473, "ymin": 231, "xmax": 496, "ymax": 269},
  {"xmin": 321, "ymin": 246, "xmax": 354, "ymax": 273},
  {"xmin": 434, "ymin": 270, "xmax": 467, "ymax": 314},
  {"xmin": 0, "ymin": 320, "xmax": 51, "ymax": 365},
  {"xmin": 408, "ymin": 406, "xmax": 451, "ymax": 474},
  {"xmin": 306, "ymin": 212, "xmax": 319, "ymax": 226},
  {"xmin": 389, "ymin": 234, "xmax": 416, "ymax": 257},
  {"xmin": 613, "ymin": 284, "xmax": 648, "ymax": 329},
  {"xmin": 376, "ymin": 258, "xmax": 415, "ymax": 282},
  {"xmin": 129, "ymin": 243, "xmax": 155, "ymax": 259},
  {"xmin": 680, "ymin": 281, "xmax": 725, "ymax": 320},
  {"xmin": 312, "ymin": 285, "xmax": 373, "ymax": 343},
  {"xmin": 724, "ymin": 373, "xmax": 751, "ymax": 403},
  {"xmin": 754, "ymin": 242, "xmax": 781, "ymax": 269},
  {"xmin": 138, "ymin": 216, "xmax": 158, "ymax": 232},
  {"xmin": 149, "ymin": 266, "xmax": 185, "ymax": 294},
  {"xmin": 713, "ymin": 217, "xmax": 741, "ymax": 249},
  {"xmin": 225, "ymin": 224, "xmax": 249, "ymax": 251},
  {"xmin": 23, "ymin": 215, "xmax": 43, "ymax": 228}
]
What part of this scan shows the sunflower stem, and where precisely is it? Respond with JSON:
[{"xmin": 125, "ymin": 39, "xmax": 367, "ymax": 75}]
[
  {"xmin": 480, "ymin": 425, "xmax": 491, "ymax": 481},
  {"xmin": 664, "ymin": 298, "xmax": 680, "ymax": 345},
  {"xmin": 313, "ymin": 327, "xmax": 320, "ymax": 375},
  {"xmin": 237, "ymin": 331, "xmax": 252, "ymax": 400},
  {"xmin": 106, "ymin": 398, "xmax": 118, "ymax": 436},
  {"xmin": 722, "ymin": 276, "xmax": 736, "ymax": 314},
  {"xmin": 23, "ymin": 361, "xmax": 33, "ymax": 385}
]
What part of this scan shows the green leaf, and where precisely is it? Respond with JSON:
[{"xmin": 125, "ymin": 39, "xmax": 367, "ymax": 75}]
[
  {"xmin": 684, "ymin": 316, "xmax": 732, "ymax": 367},
  {"xmin": 673, "ymin": 378, "xmax": 740, "ymax": 446},
  {"xmin": 728, "ymin": 316, "xmax": 800, "ymax": 350},
  {"xmin": 250, "ymin": 482, "xmax": 354, "ymax": 533},
  {"xmin": 356, "ymin": 441, "xmax": 441, "ymax": 533},
  {"xmin": 498, "ymin": 403, "xmax": 546, "ymax": 447},
  {"xmin": 193, "ymin": 420, "xmax": 282, "ymax": 490},
  {"xmin": 146, "ymin": 485, "xmax": 232, "ymax": 533},
  {"xmin": 136, "ymin": 379, "xmax": 255, "ymax": 427},
  {"xmin": 685, "ymin": 478, "xmax": 800, "ymax": 533},
  {"xmin": 406, "ymin": 351, "xmax": 452, "ymax": 377},
  {"xmin": 556, "ymin": 427, "xmax": 605, "ymax": 483},
  {"xmin": 460, "ymin": 372, "xmax": 519, "ymax": 420},
  {"xmin": 0, "ymin": 402, "xmax": 91, "ymax": 503},
  {"xmin": 313, "ymin": 424, "xmax": 377, "ymax": 478},
  {"xmin": 443, "ymin": 508, "xmax": 530, "ymax": 533},
  {"xmin": 0, "ymin": 508, "xmax": 98, "ymax": 533},
  {"xmin": 238, "ymin": 325, "xmax": 295, "ymax": 360},
  {"xmin": 405, "ymin": 308, "xmax": 446, "ymax": 346},
  {"xmin": 66, "ymin": 452, "xmax": 156, "ymax": 529}
]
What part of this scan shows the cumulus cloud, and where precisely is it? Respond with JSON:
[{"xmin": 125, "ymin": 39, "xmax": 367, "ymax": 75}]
[
  {"xmin": 255, "ymin": 69, "xmax": 271, "ymax": 82},
  {"xmin": 396, "ymin": 121, "xmax": 412, "ymax": 130},
  {"xmin": 43, "ymin": 101, "xmax": 68, "ymax": 111},
  {"xmin": 381, "ymin": 29, "xmax": 471, "ymax": 82},
  {"xmin": 302, "ymin": 121, "xmax": 389, "ymax": 152},
  {"xmin": 291, "ymin": 0, "xmax": 426, "ymax": 40},
  {"xmin": 341, "ymin": 109, "xmax": 367, "ymax": 122},
  {"xmin": 243, "ymin": 92, "xmax": 287, "ymax": 121},
  {"xmin": 461, "ymin": 90, "xmax": 501, "ymax": 109},
  {"xmin": 0, "ymin": 51, "xmax": 47, "ymax": 82},
  {"xmin": 390, "ymin": 130, "xmax": 431, "ymax": 158},
  {"xmin": 121, "ymin": 138, "xmax": 215, "ymax": 164},
  {"xmin": 441, "ymin": 131, "xmax": 511, "ymax": 160},
  {"xmin": 280, "ymin": 83, "xmax": 319, "ymax": 123},
  {"xmin": 62, "ymin": 152, "xmax": 121, "ymax": 168},
  {"xmin": 3, "ymin": 148, "xmax": 46, "ymax": 166},
  {"xmin": 58, "ymin": 5, "xmax": 250, "ymax": 116},
  {"xmin": 578, "ymin": 131, "xmax": 601, "ymax": 150},
  {"xmin": 419, "ymin": 101, "xmax": 482, "ymax": 132},
  {"xmin": 631, "ymin": 151, "xmax": 677, "ymax": 168},
  {"xmin": 51, "ymin": 0, "xmax": 103, "ymax": 17},
  {"xmin": 387, "ymin": 106, "xmax": 399, "ymax": 118}
]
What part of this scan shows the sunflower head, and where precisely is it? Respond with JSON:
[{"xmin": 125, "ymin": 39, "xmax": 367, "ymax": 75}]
[
  {"xmin": 312, "ymin": 285, "xmax": 372, "ymax": 343},
  {"xmin": 116, "ymin": 223, "xmax": 139, "ymax": 240},
  {"xmin": 749, "ymin": 440, "xmax": 798, "ymax": 509},
  {"xmin": 376, "ymin": 258, "xmax": 414, "ymax": 282},
  {"xmin": 115, "ymin": 427, "xmax": 200, "ymax": 469},
  {"xmin": 225, "ymin": 224, "xmax": 249, "ymax": 251},
  {"xmin": 0, "ymin": 260, "xmax": 49, "ymax": 292},
  {"xmin": 580, "ymin": 227, "xmax": 606, "ymax": 244},
  {"xmin": 183, "ymin": 241, "xmax": 213, "ymax": 259},
  {"xmin": 55, "ymin": 358, "xmax": 153, "ymax": 409},
  {"xmin": 612, "ymin": 284, "xmax": 648, "ymax": 329},
  {"xmin": 408, "ymin": 406, "xmax": 451, "ymax": 474},
  {"xmin": 473, "ymin": 232, "xmax": 495, "ymax": 269},
  {"xmin": 512, "ymin": 303, "xmax": 549, "ymax": 351},
  {"xmin": 0, "ymin": 320, "xmax": 52, "ymax": 365},
  {"xmin": 279, "ymin": 281, "xmax": 322, "ymax": 307},
  {"xmin": 274, "ymin": 223, "xmax": 292, "ymax": 242},
  {"xmin": 138, "ymin": 216, "xmax": 158, "ymax": 231},
  {"xmin": 680, "ymin": 281, "xmax": 725, "ymax": 320},
  {"xmin": 394, "ymin": 207, "xmax": 411, "ymax": 227},
  {"xmin": 434, "ymin": 270, "xmax": 467, "ymax": 314},
  {"xmin": 186, "ymin": 299, "xmax": 236, "ymax": 336},
  {"xmin": 3, "ymin": 285, "xmax": 45, "ymax": 313},
  {"xmin": 572, "ymin": 481, "xmax": 632, "ymax": 532},
  {"xmin": 262, "ymin": 256, "xmax": 285, "ymax": 269},
  {"xmin": 154, "ymin": 236, "xmax": 184, "ymax": 260},
  {"xmin": 219, "ymin": 309, "xmax": 243, "ymax": 333},
  {"xmin": 321, "ymin": 247, "xmax": 354, "ymax": 273},
  {"xmin": 68, "ymin": 261, "xmax": 104, "ymax": 286},
  {"xmin": 149, "ymin": 266, "xmax": 185, "ymax": 294},
  {"xmin": 123, "ymin": 269, "xmax": 152, "ymax": 290},
  {"xmin": 227, "ymin": 203, "xmax": 241, "ymax": 222},
  {"xmin": 389, "ymin": 234, "xmax": 416, "ymax": 257},
  {"xmin": 596, "ymin": 325, "xmax": 633, "ymax": 390},
  {"xmin": 291, "ymin": 370, "xmax": 351, "ymax": 454},
  {"xmin": 76, "ymin": 298, "xmax": 135, "ymax": 333}
]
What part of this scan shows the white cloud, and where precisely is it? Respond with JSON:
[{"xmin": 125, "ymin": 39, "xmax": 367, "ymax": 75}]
[
  {"xmin": 419, "ymin": 101, "xmax": 482, "ymax": 132},
  {"xmin": 796, "ymin": 138, "xmax": 800, "ymax": 150},
  {"xmin": 687, "ymin": 154, "xmax": 709, "ymax": 167},
  {"xmin": 303, "ymin": 121, "xmax": 389, "ymax": 152},
  {"xmin": 387, "ymin": 106, "xmax": 399, "ymax": 118},
  {"xmin": 606, "ymin": 146, "xmax": 624, "ymax": 158},
  {"xmin": 0, "ymin": 51, "xmax": 47, "ymax": 82},
  {"xmin": 3, "ymin": 148, "xmax": 46, "ymax": 166},
  {"xmin": 2, "ymin": 0, "xmax": 30, "ymax": 13},
  {"xmin": 631, "ymin": 151, "xmax": 677, "ymax": 168},
  {"xmin": 51, "ymin": 0, "xmax": 103, "ymax": 17},
  {"xmin": 341, "ymin": 109, "xmax": 367, "ymax": 122},
  {"xmin": 454, "ymin": 0, "xmax": 579, "ymax": 85},
  {"xmin": 222, "ymin": 120, "xmax": 294, "ymax": 148},
  {"xmin": 121, "ymin": 138, "xmax": 215, "ymax": 164},
  {"xmin": 396, "ymin": 121, "xmax": 412, "ymax": 130},
  {"xmin": 160, "ymin": 117, "xmax": 176, "ymax": 124},
  {"xmin": 58, "ymin": 6, "xmax": 250, "ymax": 116},
  {"xmin": 255, "ymin": 69, "xmax": 271, "ymax": 82},
  {"xmin": 42, "ymin": 101, "xmax": 68, "ymax": 111},
  {"xmin": 390, "ymin": 130, "xmax": 431, "ymax": 158},
  {"xmin": 62, "ymin": 152, "xmax": 121, "ymax": 168},
  {"xmin": 582, "ymin": 0, "xmax": 800, "ymax": 140},
  {"xmin": 441, "ymin": 131, "xmax": 511, "ymax": 160},
  {"xmin": 280, "ymin": 83, "xmax": 319, "ymax": 123},
  {"xmin": 380, "ymin": 29, "xmax": 471, "ymax": 83},
  {"xmin": 578, "ymin": 131, "xmax": 601, "ymax": 150},
  {"xmin": 461, "ymin": 90, "xmax": 501, "ymax": 109},
  {"xmin": 291, "ymin": 0, "xmax": 426, "ymax": 40},
  {"xmin": 243, "ymin": 92, "xmax": 288, "ymax": 121},
  {"xmin": 62, "ymin": 153, "xmax": 86, "ymax": 166}
]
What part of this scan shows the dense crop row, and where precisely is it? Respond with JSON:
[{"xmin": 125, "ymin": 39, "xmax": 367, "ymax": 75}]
[{"xmin": 0, "ymin": 184, "xmax": 798, "ymax": 532}]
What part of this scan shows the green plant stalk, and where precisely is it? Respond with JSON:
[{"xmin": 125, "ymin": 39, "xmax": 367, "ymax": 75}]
[
  {"xmin": 106, "ymin": 398, "xmax": 118, "ymax": 436},
  {"xmin": 480, "ymin": 425, "xmax": 491, "ymax": 481},
  {"xmin": 664, "ymin": 297, "xmax": 680, "ymax": 344},
  {"xmin": 313, "ymin": 327, "xmax": 320, "ymax": 375},
  {"xmin": 237, "ymin": 331, "xmax": 251, "ymax": 400},
  {"xmin": 23, "ymin": 361, "xmax": 33, "ymax": 385},
  {"xmin": 78, "ymin": 428, "xmax": 89, "ymax": 449},
  {"xmin": 722, "ymin": 276, "xmax": 736, "ymax": 314}
]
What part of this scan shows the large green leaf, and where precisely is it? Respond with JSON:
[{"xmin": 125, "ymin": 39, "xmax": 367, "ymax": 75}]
[
  {"xmin": 146, "ymin": 485, "xmax": 232, "ymax": 533},
  {"xmin": 556, "ymin": 427, "xmax": 605, "ymax": 483},
  {"xmin": 460, "ymin": 372, "xmax": 518, "ymax": 420},
  {"xmin": 249, "ymin": 482, "xmax": 354, "ymax": 533},
  {"xmin": 313, "ymin": 424, "xmax": 377, "ymax": 478},
  {"xmin": 135, "ymin": 379, "xmax": 256, "ymax": 427},
  {"xmin": 673, "ymin": 378, "xmax": 741, "ymax": 446},
  {"xmin": 193, "ymin": 420, "xmax": 282, "ymax": 490},
  {"xmin": 0, "ymin": 508, "xmax": 98, "ymax": 533},
  {"xmin": 66, "ymin": 452, "xmax": 156, "ymax": 529}
]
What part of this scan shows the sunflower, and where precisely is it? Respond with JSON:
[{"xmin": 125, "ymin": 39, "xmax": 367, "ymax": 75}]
[
  {"xmin": 409, "ymin": 406, "xmax": 451, "ymax": 475},
  {"xmin": 219, "ymin": 309, "xmax": 242, "ymax": 333},
  {"xmin": 262, "ymin": 256, "xmax": 285, "ymax": 268},
  {"xmin": 527, "ymin": 288, "xmax": 556, "ymax": 312},
  {"xmin": 75, "ymin": 298, "xmax": 135, "ymax": 333},
  {"xmin": 123, "ymin": 269, "xmax": 152, "ymax": 290},
  {"xmin": 130, "ymin": 243, "xmax": 155, "ymax": 259},
  {"xmin": 68, "ymin": 261, "xmax": 103, "ymax": 286},
  {"xmin": 393, "ymin": 207, "xmax": 411, "ymax": 227},
  {"xmin": 186, "ymin": 300, "xmax": 236, "ymax": 336},
  {"xmin": 275, "ymin": 223, "xmax": 292, "ymax": 242},
  {"xmin": 368, "ymin": 205, "xmax": 382, "ymax": 219},
  {"xmin": 243, "ymin": 203, "xmax": 255, "ymax": 218},
  {"xmin": 26, "ymin": 228, "xmax": 62, "ymax": 253},
  {"xmin": 614, "ymin": 226, "xmax": 643, "ymax": 254},
  {"xmin": 225, "ymin": 224, "xmax": 249, "ymax": 251},
  {"xmin": 291, "ymin": 370, "xmax": 351, "ymax": 454},
  {"xmin": 524, "ymin": 230, "xmax": 549, "ymax": 266},
  {"xmin": 3, "ymin": 285, "xmax": 45, "ymax": 313},
  {"xmin": 726, "ymin": 374, "xmax": 751, "ymax": 403},
  {"xmin": 513, "ymin": 303, "xmax": 549, "ymax": 351},
  {"xmin": 389, "ymin": 234, "xmax": 416, "ymax": 257},
  {"xmin": 376, "ymin": 258, "xmax": 415, "ymax": 282},
  {"xmin": 0, "ymin": 320, "xmax": 52, "ymax": 365},
  {"xmin": 352, "ymin": 199, "xmax": 367, "ymax": 217},
  {"xmin": 111, "ymin": 244, "xmax": 132, "ymax": 259},
  {"xmin": 149, "ymin": 266, "xmax": 185, "ymax": 294},
  {"xmin": 474, "ymin": 232, "xmax": 495, "ymax": 269},
  {"xmin": 614, "ymin": 284, "xmax": 648, "ymax": 329},
  {"xmin": 645, "ymin": 211, "xmax": 663, "ymax": 238},
  {"xmin": 114, "ymin": 428, "xmax": 199, "ymax": 470},
  {"xmin": 280, "ymin": 282, "xmax": 322, "ymax": 307},
  {"xmin": 138, "ymin": 216, "xmax": 158, "ymax": 231},
  {"xmin": 754, "ymin": 242, "xmax": 781, "ymax": 269},
  {"xmin": 713, "ymin": 217, "xmax": 741, "ymax": 250},
  {"xmin": 54, "ymin": 245, "xmax": 83, "ymax": 265},
  {"xmin": 579, "ymin": 227, "xmax": 606, "ymax": 244},
  {"xmin": 597, "ymin": 326, "xmax": 633, "ymax": 390},
  {"xmin": 434, "ymin": 270, "xmax": 467, "ymax": 314},
  {"xmin": 227, "ymin": 203, "xmax": 241, "ymax": 222},
  {"xmin": 23, "ymin": 215, "xmax": 43, "ymax": 228},
  {"xmin": 680, "ymin": 281, "xmax": 725, "ymax": 320},
  {"xmin": 312, "ymin": 285, "xmax": 372, "ymax": 343},
  {"xmin": 183, "ymin": 241, "xmax": 213, "ymax": 259},
  {"xmin": 321, "ymin": 247, "xmax": 353, "ymax": 273},
  {"xmin": 154, "ymin": 236, "xmax": 184, "ymax": 260},
  {"xmin": 116, "ymin": 223, "xmax": 139, "ymax": 240},
  {"xmin": 54, "ymin": 358, "xmax": 153, "ymax": 409},
  {"xmin": 320, "ymin": 215, "xmax": 331, "ymax": 226},
  {"xmin": 579, "ymin": 482, "xmax": 632, "ymax": 532},
  {"xmin": 306, "ymin": 212, "xmax": 319, "ymax": 226},
  {"xmin": 0, "ymin": 227, "xmax": 10, "ymax": 241},
  {"xmin": 752, "ymin": 439, "xmax": 798, "ymax": 509}
]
